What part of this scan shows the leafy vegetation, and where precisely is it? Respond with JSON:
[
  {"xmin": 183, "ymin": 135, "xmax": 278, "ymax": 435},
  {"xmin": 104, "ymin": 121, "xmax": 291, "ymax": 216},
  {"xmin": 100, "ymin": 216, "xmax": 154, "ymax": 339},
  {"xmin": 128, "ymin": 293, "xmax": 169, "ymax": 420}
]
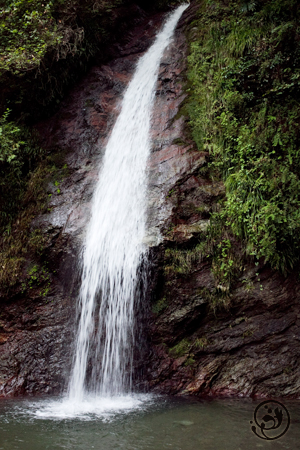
[
  {"xmin": 0, "ymin": 0, "xmax": 182, "ymax": 120},
  {"xmin": 152, "ymin": 296, "xmax": 168, "ymax": 314},
  {"xmin": 0, "ymin": 0, "xmax": 183, "ymax": 74},
  {"xmin": 164, "ymin": 241, "xmax": 208, "ymax": 276},
  {"xmin": 0, "ymin": 109, "xmax": 42, "ymax": 228},
  {"xmin": 0, "ymin": 134, "xmax": 68, "ymax": 292},
  {"xmin": 187, "ymin": 0, "xmax": 300, "ymax": 274},
  {"xmin": 0, "ymin": 0, "xmax": 61, "ymax": 73},
  {"xmin": 22, "ymin": 263, "xmax": 51, "ymax": 297},
  {"xmin": 169, "ymin": 338, "xmax": 191, "ymax": 358},
  {"xmin": 0, "ymin": 0, "xmax": 130, "ymax": 119}
]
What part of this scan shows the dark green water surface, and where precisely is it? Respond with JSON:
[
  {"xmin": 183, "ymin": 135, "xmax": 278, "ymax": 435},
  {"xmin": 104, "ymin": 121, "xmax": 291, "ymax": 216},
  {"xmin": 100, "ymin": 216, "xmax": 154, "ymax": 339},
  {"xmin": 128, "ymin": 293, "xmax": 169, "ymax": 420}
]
[{"xmin": 0, "ymin": 395, "xmax": 299, "ymax": 450}]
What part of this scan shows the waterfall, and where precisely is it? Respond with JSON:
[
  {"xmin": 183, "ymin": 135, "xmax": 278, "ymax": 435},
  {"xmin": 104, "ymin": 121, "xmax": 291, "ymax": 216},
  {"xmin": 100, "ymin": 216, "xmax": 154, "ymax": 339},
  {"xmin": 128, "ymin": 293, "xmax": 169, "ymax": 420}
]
[{"xmin": 68, "ymin": 4, "xmax": 188, "ymax": 401}]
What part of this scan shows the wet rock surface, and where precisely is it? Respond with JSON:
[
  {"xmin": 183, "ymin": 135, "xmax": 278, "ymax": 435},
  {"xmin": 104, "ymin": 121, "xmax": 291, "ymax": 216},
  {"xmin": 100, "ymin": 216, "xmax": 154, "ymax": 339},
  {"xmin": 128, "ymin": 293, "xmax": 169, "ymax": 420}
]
[
  {"xmin": 148, "ymin": 265, "xmax": 300, "ymax": 398},
  {"xmin": 144, "ymin": 5, "xmax": 300, "ymax": 399},
  {"xmin": 0, "ymin": 7, "xmax": 167, "ymax": 397}
]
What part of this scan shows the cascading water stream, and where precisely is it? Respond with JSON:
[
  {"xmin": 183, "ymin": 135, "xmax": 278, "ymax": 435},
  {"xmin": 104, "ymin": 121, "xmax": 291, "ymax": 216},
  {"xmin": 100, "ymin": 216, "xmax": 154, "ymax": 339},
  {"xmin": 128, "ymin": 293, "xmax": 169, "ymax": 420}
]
[{"xmin": 68, "ymin": 4, "xmax": 188, "ymax": 402}]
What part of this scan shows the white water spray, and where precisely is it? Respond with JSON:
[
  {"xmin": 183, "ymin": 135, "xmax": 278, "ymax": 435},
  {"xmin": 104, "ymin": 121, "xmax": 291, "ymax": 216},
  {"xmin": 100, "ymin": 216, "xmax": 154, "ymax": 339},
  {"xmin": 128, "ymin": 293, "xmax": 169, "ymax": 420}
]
[{"xmin": 68, "ymin": 4, "xmax": 188, "ymax": 402}]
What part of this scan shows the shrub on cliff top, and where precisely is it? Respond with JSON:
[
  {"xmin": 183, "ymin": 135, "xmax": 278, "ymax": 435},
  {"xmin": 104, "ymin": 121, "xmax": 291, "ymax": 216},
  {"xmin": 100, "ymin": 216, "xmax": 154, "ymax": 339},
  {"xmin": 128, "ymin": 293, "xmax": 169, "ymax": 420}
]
[
  {"xmin": 0, "ymin": 0, "xmax": 137, "ymax": 119},
  {"xmin": 0, "ymin": 0, "xmax": 62, "ymax": 73},
  {"xmin": 0, "ymin": 0, "xmax": 184, "ymax": 120}
]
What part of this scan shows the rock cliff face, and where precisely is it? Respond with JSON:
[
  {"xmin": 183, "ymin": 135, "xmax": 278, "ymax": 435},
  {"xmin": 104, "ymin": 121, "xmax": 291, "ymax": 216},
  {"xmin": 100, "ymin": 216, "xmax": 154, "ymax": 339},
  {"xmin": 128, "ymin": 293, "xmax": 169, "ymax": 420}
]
[
  {"xmin": 145, "ymin": 5, "xmax": 300, "ymax": 399},
  {"xmin": 0, "ymin": 3, "xmax": 300, "ymax": 398},
  {"xmin": 0, "ymin": 7, "xmax": 165, "ymax": 397}
]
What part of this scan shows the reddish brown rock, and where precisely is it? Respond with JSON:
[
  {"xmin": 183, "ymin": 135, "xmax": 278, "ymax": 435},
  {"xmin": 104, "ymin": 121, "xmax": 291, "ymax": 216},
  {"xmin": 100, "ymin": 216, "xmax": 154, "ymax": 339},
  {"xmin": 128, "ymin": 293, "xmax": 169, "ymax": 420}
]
[
  {"xmin": 0, "ymin": 8, "xmax": 168, "ymax": 398},
  {"xmin": 144, "ymin": 5, "xmax": 300, "ymax": 400}
]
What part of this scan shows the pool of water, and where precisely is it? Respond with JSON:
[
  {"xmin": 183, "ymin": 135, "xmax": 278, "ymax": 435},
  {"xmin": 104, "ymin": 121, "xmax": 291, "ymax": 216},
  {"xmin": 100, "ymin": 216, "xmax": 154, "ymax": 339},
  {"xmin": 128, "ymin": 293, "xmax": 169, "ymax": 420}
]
[{"xmin": 0, "ymin": 395, "xmax": 299, "ymax": 450}]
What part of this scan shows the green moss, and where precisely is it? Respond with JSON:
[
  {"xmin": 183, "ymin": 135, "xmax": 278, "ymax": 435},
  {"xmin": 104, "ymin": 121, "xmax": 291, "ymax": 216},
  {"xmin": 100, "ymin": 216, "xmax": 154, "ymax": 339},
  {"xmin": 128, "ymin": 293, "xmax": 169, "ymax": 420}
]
[
  {"xmin": 242, "ymin": 329, "xmax": 254, "ymax": 338},
  {"xmin": 184, "ymin": 356, "xmax": 195, "ymax": 366},
  {"xmin": 152, "ymin": 297, "xmax": 168, "ymax": 314},
  {"xmin": 172, "ymin": 137, "xmax": 186, "ymax": 146},
  {"xmin": 164, "ymin": 240, "xmax": 210, "ymax": 276},
  {"xmin": 194, "ymin": 337, "xmax": 208, "ymax": 349},
  {"xmin": 169, "ymin": 339, "xmax": 190, "ymax": 358},
  {"xmin": 283, "ymin": 366, "xmax": 293, "ymax": 374},
  {"xmin": 196, "ymin": 286, "xmax": 231, "ymax": 313}
]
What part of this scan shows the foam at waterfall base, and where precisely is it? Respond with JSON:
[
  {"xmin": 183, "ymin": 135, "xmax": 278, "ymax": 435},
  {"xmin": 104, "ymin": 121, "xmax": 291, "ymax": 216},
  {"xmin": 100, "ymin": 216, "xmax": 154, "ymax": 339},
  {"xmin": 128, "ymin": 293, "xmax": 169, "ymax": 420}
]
[{"xmin": 28, "ymin": 394, "xmax": 154, "ymax": 421}]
